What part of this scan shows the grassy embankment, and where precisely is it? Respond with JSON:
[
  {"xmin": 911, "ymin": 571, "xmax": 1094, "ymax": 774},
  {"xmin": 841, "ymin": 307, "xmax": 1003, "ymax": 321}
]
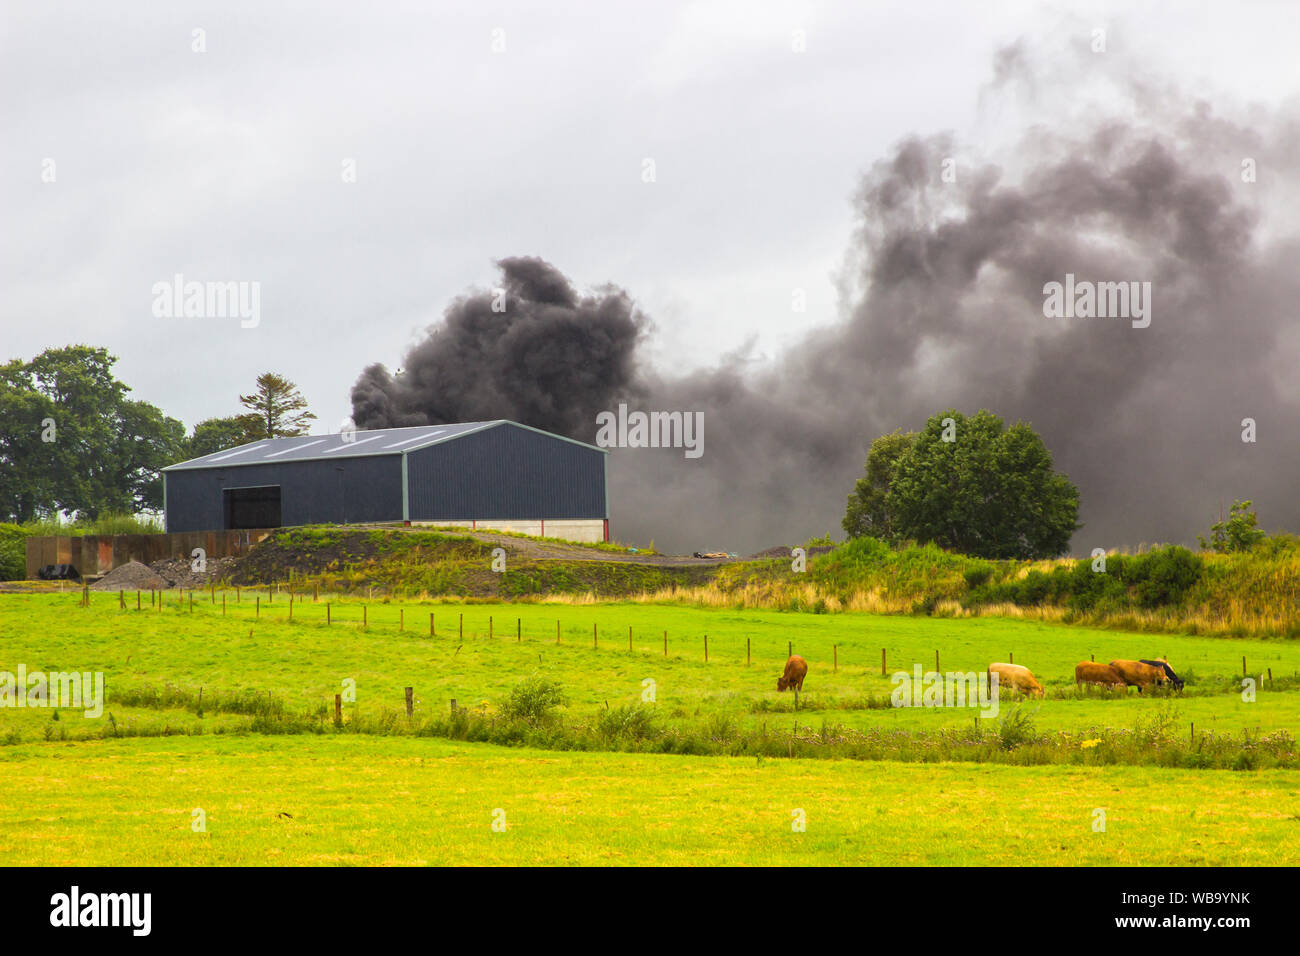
[{"xmin": 3, "ymin": 593, "xmax": 1298, "ymax": 767}]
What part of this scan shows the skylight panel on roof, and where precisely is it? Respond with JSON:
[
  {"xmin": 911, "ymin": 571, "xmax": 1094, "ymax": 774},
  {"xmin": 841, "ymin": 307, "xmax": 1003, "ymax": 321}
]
[
  {"xmin": 321, "ymin": 435, "xmax": 382, "ymax": 453},
  {"xmin": 206, "ymin": 443, "xmax": 270, "ymax": 462},
  {"xmin": 264, "ymin": 439, "xmax": 327, "ymax": 458},
  {"xmin": 383, "ymin": 430, "xmax": 446, "ymax": 449}
]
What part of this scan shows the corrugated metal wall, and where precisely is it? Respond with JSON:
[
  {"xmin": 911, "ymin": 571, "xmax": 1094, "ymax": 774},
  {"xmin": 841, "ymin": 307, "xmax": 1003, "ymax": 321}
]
[
  {"xmin": 406, "ymin": 423, "xmax": 606, "ymax": 520},
  {"xmin": 165, "ymin": 456, "xmax": 403, "ymax": 532}
]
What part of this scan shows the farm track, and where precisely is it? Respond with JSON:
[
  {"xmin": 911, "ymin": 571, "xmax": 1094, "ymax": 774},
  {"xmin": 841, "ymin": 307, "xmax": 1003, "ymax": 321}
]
[{"xmin": 356, "ymin": 524, "xmax": 738, "ymax": 566}]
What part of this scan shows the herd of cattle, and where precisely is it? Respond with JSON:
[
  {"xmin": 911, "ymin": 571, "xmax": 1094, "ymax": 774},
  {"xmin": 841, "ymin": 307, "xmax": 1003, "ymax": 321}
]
[
  {"xmin": 985, "ymin": 659, "xmax": 1184, "ymax": 697},
  {"xmin": 776, "ymin": 655, "xmax": 1185, "ymax": 697}
]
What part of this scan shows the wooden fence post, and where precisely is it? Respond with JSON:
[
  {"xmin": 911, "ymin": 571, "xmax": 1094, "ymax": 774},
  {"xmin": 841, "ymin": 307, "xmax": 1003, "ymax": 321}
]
[
  {"xmin": 747, "ymin": 637, "xmax": 750, "ymax": 666},
  {"xmin": 334, "ymin": 694, "xmax": 342, "ymax": 727},
  {"xmin": 593, "ymin": 623, "xmax": 598, "ymax": 649},
  {"xmin": 327, "ymin": 603, "xmax": 331, "ymax": 625},
  {"xmin": 314, "ymin": 583, "xmax": 318, "ymax": 603},
  {"xmin": 518, "ymin": 618, "xmax": 521, "ymax": 642},
  {"xmin": 222, "ymin": 593, "xmax": 226, "ymax": 616},
  {"xmin": 363, "ymin": 605, "xmax": 367, "ymax": 627},
  {"xmin": 1010, "ymin": 651, "xmax": 1014, "ymax": 664},
  {"xmin": 430, "ymin": 613, "xmax": 435, "ymax": 637},
  {"xmin": 256, "ymin": 596, "xmax": 260, "ymax": 618},
  {"xmin": 935, "ymin": 650, "xmax": 939, "ymax": 673},
  {"xmin": 788, "ymin": 641, "xmax": 792, "ymax": 659},
  {"xmin": 459, "ymin": 614, "xmax": 463, "ymax": 639},
  {"xmin": 1243, "ymin": 655, "xmax": 1247, "ymax": 677},
  {"xmin": 489, "ymin": 616, "xmax": 493, "ymax": 639},
  {"xmin": 704, "ymin": 634, "xmax": 708, "ymax": 662},
  {"xmin": 405, "ymin": 687, "xmax": 414, "ymax": 718},
  {"xmin": 399, "ymin": 609, "xmax": 404, "ymax": 631},
  {"xmin": 119, "ymin": 589, "xmax": 124, "ymax": 609},
  {"xmin": 629, "ymin": 626, "xmax": 633, "ymax": 652}
]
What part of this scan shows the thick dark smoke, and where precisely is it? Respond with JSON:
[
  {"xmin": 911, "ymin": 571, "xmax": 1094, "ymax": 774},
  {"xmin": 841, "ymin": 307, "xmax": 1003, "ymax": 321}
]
[
  {"xmin": 352, "ymin": 255, "xmax": 648, "ymax": 437},
  {"xmin": 353, "ymin": 48, "xmax": 1300, "ymax": 555}
]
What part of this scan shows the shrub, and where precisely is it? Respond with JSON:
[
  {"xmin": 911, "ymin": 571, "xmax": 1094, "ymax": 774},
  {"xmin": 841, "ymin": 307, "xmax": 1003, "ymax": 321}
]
[
  {"xmin": 0, "ymin": 524, "xmax": 34, "ymax": 581},
  {"xmin": 1122, "ymin": 546, "xmax": 1202, "ymax": 608},
  {"xmin": 594, "ymin": 704, "xmax": 660, "ymax": 741},
  {"xmin": 997, "ymin": 704, "xmax": 1038, "ymax": 750},
  {"xmin": 501, "ymin": 676, "xmax": 568, "ymax": 726}
]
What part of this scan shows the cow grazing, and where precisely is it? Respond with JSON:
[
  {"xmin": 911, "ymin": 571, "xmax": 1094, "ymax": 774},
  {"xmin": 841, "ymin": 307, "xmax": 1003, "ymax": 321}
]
[
  {"xmin": 988, "ymin": 662, "xmax": 1044, "ymax": 698},
  {"xmin": 1108, "ymin": 659, "xmax": 1169, "ymax": 693},
  {"xmin": 1140, "ymin": 658, "xmax": 1185, "ymax": 691},
  {"xmin": 777, "ymin": 655, "xmax": 808, "ymax": 693},
  {"xmin": 1075, "ymin": 661, "xmax": 1127, "ymax": 689}
]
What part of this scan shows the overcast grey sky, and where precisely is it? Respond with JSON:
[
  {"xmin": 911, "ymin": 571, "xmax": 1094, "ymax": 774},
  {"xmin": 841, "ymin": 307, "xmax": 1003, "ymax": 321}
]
[{"xmin": 5, "ymin": 1, "xmax": 1299, "ymax": 551}]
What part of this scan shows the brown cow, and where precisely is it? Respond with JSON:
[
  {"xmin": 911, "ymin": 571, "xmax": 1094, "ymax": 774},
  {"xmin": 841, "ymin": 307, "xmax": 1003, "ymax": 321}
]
[
  {"xmin": 777, "ymin": 655, "xmax": 808, "ymax": 692},
  {"xmin": 1075, "ymin": 661, "xmax": 1127, "ymax": 689},
  {"xmin": 989, "ymin": 662, "xmax": 1044, "ymax": 698},
  {"xmin": 1108, "ymin": 659, "xmax": 1168, "ymax": 693}
]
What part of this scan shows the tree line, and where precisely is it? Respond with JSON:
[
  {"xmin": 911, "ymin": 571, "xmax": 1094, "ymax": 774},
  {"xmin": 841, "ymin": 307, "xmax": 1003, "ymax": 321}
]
[{"xmin": 0, "ymin": 345, "xmax": 315, "ymax": 522}]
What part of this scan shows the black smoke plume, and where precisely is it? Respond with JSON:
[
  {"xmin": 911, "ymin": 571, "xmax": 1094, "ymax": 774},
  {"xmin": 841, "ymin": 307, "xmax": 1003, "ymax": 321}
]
[
  {"xmin": 353, "ymin": 47, "xmax": 1300, "ymax": 555},
  {"xmin": 351, "ymin": 255, "xmax": 648, "ymax": 437}
]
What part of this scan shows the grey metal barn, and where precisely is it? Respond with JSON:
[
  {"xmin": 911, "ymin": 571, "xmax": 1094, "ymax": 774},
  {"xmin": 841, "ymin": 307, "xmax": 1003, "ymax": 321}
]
[{"xmin": 162, "ymin": 420, "xmax": 610, "ymax": 542}]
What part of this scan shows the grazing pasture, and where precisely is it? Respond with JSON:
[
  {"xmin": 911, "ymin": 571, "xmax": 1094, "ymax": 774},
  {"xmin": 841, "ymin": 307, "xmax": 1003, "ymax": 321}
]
[
  {"xmin": 2, "ymin": 735, "xmax": 1299, "ymax": 866},
  {"xmin": 2, "ymin": 593, "xmax": 1298, "ymax": 737},
  {"xmin": 3, "ymin": 591, "xmax": 1299, "ymax": 864}
]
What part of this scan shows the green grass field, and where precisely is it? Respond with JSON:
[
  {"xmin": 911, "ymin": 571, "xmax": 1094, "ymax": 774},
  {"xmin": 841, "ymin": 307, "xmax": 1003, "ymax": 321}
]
[
  {"xmin": 3, "ymin": 735, "xmax": 1298, "ymax": 866},
  {"xmin": 3, "ymin": 591, "xmax": 1298, "ymax": 864}
]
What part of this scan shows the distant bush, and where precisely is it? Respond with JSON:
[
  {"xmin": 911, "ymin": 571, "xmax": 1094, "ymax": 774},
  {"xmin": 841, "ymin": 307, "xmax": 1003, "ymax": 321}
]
[
  {"xmin": 963, "ymin": 564, "xmax": 994, "ymax": 589},
  {"xmin": 1122, "ymin": 546, "xmax": 1202, "ymax": 608},
  {"xmin": 19, "ymin": 513, "xmax": 163, "ymax": 536},
  {"xmin": 594, "ymin": 704, "xmax": 660, "ymax": 742},
  {"xmin": 0, "ymin": 524, "xmax": 34, "ymax": 581},
  {"xmin": 501, "ymin": 676, "xmax": 568, "ymax": 726}
]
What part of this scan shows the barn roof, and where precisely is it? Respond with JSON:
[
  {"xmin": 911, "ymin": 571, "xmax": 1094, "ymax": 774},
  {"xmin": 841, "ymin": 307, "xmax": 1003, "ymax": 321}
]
[{"xmin": 162, "ymin": 420, "xmax": 605, "ymax": 471}]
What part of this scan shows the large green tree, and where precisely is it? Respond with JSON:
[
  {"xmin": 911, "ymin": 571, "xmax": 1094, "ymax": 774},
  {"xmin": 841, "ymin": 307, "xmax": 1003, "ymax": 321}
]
[
  {"xmin": 842, "ymin": 430, "xmax": 915, "ymax": 541},
  {"xmin": 185, "ymin": 416, "xmax": 260, "ymax": 459},
  {"xmin": 238, "ymin": 372, "xmax": 316, "ymax": 439},
  {"xmin": 845, "ymin": 409, "xmax": 1080, "ymax": 559},
  {"xmin": 0, "ymin": 346, "xmax": 185, "ymax": 521}
]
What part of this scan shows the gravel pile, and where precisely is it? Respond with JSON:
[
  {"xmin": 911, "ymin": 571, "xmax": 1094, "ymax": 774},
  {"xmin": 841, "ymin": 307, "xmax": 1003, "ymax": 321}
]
[
  {"xmin": 89, "ymin": 560, "xmax": 172, "ymax": 591},
  {"xmin": 149, "ymin": 555, "xmax": 238, "ymax": 589}
]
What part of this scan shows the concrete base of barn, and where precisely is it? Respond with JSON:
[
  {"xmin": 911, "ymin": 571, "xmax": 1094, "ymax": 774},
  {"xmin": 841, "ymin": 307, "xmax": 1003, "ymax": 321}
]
[{"xmin": 412, "ymin": 518, "xmax": 609, "ymax": 544}]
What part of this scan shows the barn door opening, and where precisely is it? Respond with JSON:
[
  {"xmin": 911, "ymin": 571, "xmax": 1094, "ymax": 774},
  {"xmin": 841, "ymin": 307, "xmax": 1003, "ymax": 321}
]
[{"xmin": 224, "ymin": 486, "xmax": 281, "ymax": 529}]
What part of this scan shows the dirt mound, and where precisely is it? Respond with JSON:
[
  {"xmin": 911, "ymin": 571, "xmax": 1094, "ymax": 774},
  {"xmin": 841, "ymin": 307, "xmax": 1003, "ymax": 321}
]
[
  {"xmin": 150, "ymin": 556, "xmax": 238, "ymax": 589},
  {"xmin": 90, "ymin": 560, "xmax": 172, "ymax": 591},
  {"xmin": 745, "ymin": 544, "xmax": 836, "ymax": 560}
]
